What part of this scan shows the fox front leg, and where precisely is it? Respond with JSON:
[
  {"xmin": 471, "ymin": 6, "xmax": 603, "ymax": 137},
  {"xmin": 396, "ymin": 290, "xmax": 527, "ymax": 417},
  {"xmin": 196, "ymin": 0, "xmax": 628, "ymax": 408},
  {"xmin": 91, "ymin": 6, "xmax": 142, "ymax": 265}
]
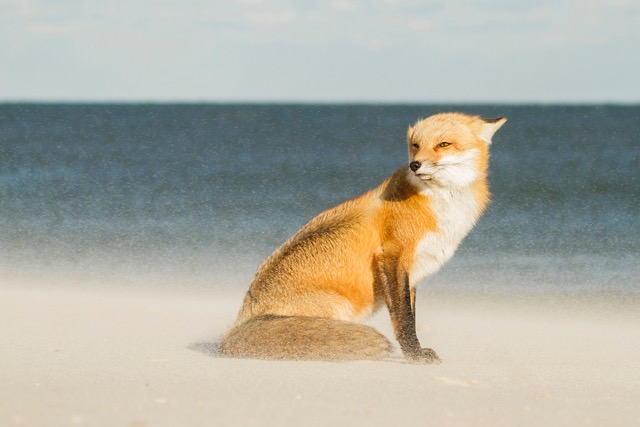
[
  {"xmin": 376, "ymin": 255, "xmax": 441, "ymax": 364},
  {"xmin": 407, "ymin": 286, "xmax": 440, "ymax": 363}
]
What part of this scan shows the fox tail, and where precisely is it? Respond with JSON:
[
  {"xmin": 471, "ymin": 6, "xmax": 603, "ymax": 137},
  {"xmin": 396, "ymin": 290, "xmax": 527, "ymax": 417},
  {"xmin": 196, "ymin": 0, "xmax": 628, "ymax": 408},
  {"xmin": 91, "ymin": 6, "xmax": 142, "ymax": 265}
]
[{"xmin": 219, "ymin": 314, "xmax": 392, "ymax": 361}]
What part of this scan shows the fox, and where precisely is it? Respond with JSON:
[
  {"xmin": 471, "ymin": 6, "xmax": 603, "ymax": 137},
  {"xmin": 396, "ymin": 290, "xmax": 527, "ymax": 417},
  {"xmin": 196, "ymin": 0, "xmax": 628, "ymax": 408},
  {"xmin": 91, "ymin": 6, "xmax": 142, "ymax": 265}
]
[{"xmin": 219, "ymin": 112, "xmax": 506, "ymax": 363}]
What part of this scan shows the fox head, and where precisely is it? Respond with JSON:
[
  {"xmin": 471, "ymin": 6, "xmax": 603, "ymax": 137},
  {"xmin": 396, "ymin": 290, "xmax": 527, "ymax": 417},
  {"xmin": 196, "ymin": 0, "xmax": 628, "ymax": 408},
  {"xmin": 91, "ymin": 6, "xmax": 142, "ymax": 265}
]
[{"xmin": 406, "ymin": 112, "xmax": 506, "ymax": 188}]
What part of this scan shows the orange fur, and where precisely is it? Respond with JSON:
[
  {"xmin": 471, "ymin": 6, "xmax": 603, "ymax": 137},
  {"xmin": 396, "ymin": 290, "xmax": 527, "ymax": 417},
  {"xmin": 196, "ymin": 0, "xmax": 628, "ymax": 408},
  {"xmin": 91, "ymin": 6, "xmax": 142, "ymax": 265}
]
[{"xmin": 220, "ymin": 112, "xmax": 506, "ymax": 362}]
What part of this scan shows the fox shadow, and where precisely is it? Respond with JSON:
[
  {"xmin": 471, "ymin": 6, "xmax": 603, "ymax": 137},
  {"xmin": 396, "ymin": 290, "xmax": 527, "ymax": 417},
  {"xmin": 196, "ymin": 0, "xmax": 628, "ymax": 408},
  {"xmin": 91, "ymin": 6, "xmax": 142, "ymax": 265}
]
[{"xmin": 187, "ymin": 341, "xmax": 222, "ymax": 357}]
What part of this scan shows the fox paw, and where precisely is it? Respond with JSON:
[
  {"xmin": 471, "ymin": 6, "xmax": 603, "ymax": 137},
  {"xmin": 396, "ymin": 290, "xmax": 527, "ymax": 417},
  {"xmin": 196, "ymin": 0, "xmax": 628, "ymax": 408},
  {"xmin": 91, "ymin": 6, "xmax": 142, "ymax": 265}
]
[{"xmin": 407, "ymin": 347, "xmax": 441, "ymax": 364}]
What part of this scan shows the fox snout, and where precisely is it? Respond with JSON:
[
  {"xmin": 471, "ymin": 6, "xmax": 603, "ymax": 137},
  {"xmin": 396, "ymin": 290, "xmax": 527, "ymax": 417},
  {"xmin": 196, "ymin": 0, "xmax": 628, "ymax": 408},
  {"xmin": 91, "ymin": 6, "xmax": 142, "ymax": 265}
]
[{"xmin": 409, "ymin": 160, "xmax": 434, "ymax": 175}]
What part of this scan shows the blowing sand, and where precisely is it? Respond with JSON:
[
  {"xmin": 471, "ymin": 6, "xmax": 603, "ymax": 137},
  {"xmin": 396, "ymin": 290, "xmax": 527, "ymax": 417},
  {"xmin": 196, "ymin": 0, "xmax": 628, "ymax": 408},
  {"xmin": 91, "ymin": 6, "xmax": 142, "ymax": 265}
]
[{"xmin": 1, "ymin": 284, "xmax": 638, "ymax": 427}]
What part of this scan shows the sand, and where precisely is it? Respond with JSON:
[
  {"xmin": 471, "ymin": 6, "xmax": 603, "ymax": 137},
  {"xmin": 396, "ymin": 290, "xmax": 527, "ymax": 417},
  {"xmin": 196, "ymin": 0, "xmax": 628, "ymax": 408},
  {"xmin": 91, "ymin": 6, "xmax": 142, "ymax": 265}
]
[{"xmin": 1, "ymin": 283, "xmax": 639, "ymax": 427}]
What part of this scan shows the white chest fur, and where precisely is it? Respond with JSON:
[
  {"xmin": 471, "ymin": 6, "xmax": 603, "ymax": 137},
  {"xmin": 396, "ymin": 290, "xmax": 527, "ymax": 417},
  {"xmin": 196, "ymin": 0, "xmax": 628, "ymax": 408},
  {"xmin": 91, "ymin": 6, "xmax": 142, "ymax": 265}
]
[{"xmin": 409, "ymin": 186, "xmax": 479, "ymax": 287}]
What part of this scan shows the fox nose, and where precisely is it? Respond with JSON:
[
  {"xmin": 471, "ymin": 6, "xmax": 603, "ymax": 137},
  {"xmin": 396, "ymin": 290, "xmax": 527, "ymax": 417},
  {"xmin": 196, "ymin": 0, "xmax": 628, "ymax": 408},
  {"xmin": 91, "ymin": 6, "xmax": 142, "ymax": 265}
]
[{"xmin": 409, "ymin": 161, "xmax": 422, "ymax": 172}]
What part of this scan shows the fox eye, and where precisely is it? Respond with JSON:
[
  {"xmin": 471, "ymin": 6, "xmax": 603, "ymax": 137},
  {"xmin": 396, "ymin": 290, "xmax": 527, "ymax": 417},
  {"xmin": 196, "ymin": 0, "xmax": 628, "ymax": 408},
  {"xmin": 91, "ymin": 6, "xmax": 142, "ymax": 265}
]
[
  {"xmin": 437, "ymin": 141, "xmax": 452, "ymax": 148},
  {"xmin": 411, "ymin": 143, "xmax": 420, "ymax": 149}
]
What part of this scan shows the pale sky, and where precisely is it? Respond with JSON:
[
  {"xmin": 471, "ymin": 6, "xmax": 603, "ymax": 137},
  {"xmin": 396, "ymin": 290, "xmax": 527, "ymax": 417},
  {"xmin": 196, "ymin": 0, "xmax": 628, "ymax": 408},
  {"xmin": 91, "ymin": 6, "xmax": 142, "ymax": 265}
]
[{"xmin": 1, "ymin": 0, "xmax": 639, "ymax": 103}]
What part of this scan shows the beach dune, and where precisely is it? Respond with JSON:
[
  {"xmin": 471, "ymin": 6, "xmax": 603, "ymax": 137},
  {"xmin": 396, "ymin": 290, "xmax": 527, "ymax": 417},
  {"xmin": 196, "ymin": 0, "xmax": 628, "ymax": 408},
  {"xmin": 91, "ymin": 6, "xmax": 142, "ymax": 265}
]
[{"xmin": 1, "ymin": 284, "xmax": 639, "ymax": 427}]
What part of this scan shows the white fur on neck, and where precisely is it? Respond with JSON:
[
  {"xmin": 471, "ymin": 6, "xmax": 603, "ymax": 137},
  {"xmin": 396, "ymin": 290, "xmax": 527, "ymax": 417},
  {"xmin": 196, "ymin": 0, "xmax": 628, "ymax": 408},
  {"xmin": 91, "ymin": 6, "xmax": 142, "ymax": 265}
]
[{"xmin": 409, "ymin": 183, "xmax": 480, "ymax": 287}]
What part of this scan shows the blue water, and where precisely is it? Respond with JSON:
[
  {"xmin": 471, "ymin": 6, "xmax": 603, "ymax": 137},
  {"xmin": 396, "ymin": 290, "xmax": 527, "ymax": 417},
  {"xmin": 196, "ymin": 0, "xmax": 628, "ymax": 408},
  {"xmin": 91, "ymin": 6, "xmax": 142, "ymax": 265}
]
[{"xmin": 1, "ymin": 104, "xmax": 639, "ymax": 294}]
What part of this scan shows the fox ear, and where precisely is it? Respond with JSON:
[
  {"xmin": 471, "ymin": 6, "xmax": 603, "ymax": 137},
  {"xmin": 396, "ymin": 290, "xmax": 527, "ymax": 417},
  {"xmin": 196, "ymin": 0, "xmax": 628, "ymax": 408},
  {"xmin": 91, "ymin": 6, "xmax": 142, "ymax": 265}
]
[{"xmin": 478, "ymin": 117, "xmax": 507, "ymax": 144}]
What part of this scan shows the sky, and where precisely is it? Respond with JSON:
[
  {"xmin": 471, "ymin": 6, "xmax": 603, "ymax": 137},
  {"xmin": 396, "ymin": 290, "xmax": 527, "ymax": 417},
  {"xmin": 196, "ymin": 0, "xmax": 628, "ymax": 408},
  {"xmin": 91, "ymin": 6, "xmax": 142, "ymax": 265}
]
[{"xmin": 1, "ymin": 0, "xmax": 639, "ymax": 103}]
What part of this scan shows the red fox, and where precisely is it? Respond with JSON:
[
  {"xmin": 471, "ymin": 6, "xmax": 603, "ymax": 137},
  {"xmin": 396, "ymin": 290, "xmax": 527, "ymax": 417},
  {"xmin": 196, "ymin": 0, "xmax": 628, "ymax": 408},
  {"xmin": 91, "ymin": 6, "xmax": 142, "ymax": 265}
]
[{"xmin": 220, "ymin": 112, "xmax": 506, "ymax": 363}]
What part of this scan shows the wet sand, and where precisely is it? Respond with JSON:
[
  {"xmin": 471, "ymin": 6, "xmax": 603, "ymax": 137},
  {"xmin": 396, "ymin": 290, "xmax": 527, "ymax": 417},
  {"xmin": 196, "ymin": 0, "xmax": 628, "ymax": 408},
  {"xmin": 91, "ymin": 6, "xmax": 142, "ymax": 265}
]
[{"xmin": 1, "ymin": 284, "xmax": 639, "ymax": 427}]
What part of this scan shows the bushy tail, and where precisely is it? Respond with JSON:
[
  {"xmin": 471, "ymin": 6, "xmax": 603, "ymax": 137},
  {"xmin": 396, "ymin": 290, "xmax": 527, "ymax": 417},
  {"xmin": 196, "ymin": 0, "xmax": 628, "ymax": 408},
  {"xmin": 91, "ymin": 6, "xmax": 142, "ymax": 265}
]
[{"xmin": 219, "ymin": 315, "xmax": 392, "ymax": 361}]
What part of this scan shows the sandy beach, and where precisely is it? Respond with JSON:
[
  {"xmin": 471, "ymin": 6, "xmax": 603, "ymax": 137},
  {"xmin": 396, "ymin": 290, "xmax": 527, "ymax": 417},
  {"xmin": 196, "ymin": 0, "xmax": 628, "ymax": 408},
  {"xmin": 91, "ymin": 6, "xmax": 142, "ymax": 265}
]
[{"xmin": 1, "ymin": 283, "xmax": 639, "ymax": 427}]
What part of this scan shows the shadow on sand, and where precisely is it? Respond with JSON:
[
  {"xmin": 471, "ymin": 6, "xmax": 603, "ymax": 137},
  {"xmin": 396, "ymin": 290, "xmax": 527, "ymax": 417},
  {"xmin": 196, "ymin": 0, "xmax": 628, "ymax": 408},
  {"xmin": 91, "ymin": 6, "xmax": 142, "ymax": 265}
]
[{"xmin": 187, "ymin": 341, "xmax": 222, "ymax": 357}]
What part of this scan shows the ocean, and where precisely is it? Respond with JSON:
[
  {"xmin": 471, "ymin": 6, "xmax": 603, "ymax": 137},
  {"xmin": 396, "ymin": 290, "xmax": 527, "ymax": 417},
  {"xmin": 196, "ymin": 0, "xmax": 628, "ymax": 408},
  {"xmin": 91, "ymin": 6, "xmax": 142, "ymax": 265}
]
[{"xmin": 1, "ymin": 104, "xmax": 638, "ymax": 295}]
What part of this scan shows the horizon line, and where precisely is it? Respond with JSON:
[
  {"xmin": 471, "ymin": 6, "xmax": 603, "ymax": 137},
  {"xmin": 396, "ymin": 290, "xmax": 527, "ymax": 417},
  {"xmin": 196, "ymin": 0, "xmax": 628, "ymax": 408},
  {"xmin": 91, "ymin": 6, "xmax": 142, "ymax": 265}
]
[{"xmin": 2, "ymin": 99, "xmax": 640, "ymax": 107}]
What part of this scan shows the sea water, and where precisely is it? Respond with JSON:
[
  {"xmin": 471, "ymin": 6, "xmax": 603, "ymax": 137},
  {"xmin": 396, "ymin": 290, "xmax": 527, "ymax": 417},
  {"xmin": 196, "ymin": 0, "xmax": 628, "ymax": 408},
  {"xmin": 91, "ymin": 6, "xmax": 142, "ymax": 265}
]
[{"xmin": 1, "ymin": 104, "xmax": 638, "ymax": 294}]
